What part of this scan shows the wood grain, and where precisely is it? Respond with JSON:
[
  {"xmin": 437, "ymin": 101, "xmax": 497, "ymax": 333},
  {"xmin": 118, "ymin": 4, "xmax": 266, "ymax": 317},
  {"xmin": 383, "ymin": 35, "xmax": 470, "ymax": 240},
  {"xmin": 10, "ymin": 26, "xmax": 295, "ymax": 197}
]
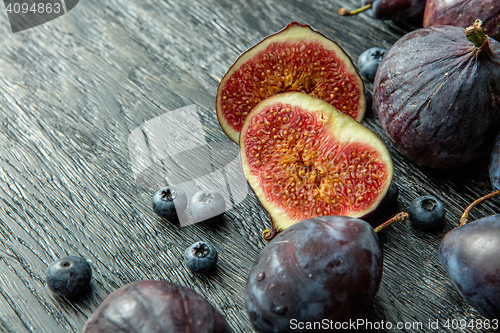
[{"xmin": 0, "ymin": 0, "xmax": 497, "ymax": 332}]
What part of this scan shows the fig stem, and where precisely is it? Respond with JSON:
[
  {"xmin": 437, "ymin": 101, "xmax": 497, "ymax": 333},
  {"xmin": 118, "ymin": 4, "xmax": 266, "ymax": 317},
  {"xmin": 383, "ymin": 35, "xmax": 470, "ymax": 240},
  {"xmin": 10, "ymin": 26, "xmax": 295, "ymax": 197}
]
[
  {"xmin": 338, "ymin": 3, "xmax": 372, "ymax": 16},
  {"xmin": 374, "ymin": 212, "xmax": 409, "ymax": 233},
  {"xmin": 459, "ymin": 190, "xmax": 500, "ymax": 226},
  {"xmin": 263, "ymin": 225, "xmax": 279, "ymax": 242},
  {"xmin": 465, "ymin": 19, "xmax": 488, "ymax": 48}
]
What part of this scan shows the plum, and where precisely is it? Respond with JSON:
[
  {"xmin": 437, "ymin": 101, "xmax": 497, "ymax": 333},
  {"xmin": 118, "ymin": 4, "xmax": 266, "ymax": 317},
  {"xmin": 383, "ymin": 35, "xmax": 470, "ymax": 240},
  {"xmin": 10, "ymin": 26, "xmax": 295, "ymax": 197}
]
[
  {"xmin": 491, "ymin": 133, "xmax": 500, "ymax": 191},
  {"xmin": 82, "ymin": 280, "xmax": 232, "ymax": 333},
  {"xmin": 245, "ymin": 215, "xmax": 385, "ymax": 332},
  {"xmin": 339, "ymin": 0, "xmax": 426, "ymax": 21},
  {"xmin": 439, "ymin": 214, "xmax": 500, "ymax": 319}
]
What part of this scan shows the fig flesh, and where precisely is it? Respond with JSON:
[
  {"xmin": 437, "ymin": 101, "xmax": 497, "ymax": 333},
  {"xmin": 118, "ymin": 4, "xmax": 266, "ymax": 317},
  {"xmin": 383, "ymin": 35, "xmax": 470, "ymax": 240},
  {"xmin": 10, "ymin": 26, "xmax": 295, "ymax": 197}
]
[
  {"xmin": 216, "ymin": 22, "xmax": 366, "ymax": 143},
  {"xmin": 374, "ymin": 20, "xmax": 500, "ymax": 169},
  {"xmin": 424, "ymin": 0, "xmax": 500, "ymax": 41},
  {"xmin": 439, "ymin": 214, "xmax": 500, "ymax": 319},
  {"xmin": 82, "ymin": 280, "xmax": 232, "ymax": 333},
  {"xmin": 245, "ymin": 215, "xmax": 383, "ymax": 332},
  {"xmin": 240, "ymin": 92, "xmax": 393, "ymax": 234}
]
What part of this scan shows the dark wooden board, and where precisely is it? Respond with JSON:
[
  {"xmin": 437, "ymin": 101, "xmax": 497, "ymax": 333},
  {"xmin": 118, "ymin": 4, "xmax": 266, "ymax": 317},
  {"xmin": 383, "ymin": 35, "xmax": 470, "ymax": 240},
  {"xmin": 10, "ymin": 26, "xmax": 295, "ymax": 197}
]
[{"xmin": 0, "ymin": 0, "xmax": 498, "ymax": 332}]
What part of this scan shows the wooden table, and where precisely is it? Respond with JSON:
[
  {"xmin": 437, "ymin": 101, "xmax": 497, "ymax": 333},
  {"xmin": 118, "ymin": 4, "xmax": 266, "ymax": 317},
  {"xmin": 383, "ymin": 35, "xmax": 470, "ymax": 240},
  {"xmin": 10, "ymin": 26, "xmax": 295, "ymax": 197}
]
[{"xmin": 0, "ymin": 0, "xmax": 498, "ymax": 332}]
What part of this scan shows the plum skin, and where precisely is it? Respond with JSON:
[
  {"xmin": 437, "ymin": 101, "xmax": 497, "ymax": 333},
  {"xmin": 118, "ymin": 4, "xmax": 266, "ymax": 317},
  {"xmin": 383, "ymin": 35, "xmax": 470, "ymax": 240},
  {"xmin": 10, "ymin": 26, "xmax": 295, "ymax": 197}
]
[
  {"xmin": 439, "ymin": 214, "xmax": 500, "ymax": 319},
  {"xmin": 82, "ymin": 280, "xmax": 232, "ymax": 333},
  {"xmin": 491, "ymin": 134, "xmax": 500, "ymax": 191},
  {"xmin": 361, "ymin": 0, "xmax": 426, "ymax": 20},
  {"xmin": 245, "ymin": 216, "xmax": 383, "ymax": 332}
]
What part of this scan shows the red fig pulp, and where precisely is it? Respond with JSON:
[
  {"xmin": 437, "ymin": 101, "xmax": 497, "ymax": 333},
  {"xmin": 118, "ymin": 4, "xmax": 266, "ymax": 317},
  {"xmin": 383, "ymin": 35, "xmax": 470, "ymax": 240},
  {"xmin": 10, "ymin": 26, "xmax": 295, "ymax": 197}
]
[
  {"xmin": 216, "ymin": 22, "xmax": 365, "ymax": 143},
  {"xmin": 240, "ymin": 92, "xmax": 393, "ymax": 233}
]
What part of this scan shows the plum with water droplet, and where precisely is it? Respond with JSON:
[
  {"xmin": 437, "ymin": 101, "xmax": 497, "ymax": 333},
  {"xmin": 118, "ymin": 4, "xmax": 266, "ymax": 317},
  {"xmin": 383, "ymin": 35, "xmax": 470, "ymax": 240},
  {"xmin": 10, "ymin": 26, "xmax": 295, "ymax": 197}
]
[{"xmin": 245, "ymin": 215, "xmax": 384, "ymax": 332}]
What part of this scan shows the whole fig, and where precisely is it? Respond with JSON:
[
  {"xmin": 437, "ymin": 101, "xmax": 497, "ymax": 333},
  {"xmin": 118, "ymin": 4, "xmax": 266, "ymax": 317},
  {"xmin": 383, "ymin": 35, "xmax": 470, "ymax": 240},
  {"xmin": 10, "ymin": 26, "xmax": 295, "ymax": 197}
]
[
  {"xmin": 374, "ymin": 20, "xmax": 500, "ymax": 169},
  {"xmin": 82, "ymin": 280, "xmax": 232, "ymax": 333},
  {"xmin": 424, "ymin": 0, "xmax": 500, "ymax": 41}
]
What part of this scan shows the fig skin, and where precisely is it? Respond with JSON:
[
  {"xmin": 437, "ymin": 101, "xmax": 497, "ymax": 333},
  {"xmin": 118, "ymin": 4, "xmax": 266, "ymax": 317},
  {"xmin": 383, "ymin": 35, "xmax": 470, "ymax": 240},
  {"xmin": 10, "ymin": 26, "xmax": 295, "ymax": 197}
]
[
  {"xmin": 82, "ymin": 280, "xmax": 232, "ymax": 333},
  {"xmin": 423, "ymin": 0, "xmax": 500, "ymax": 41},
  {"xmin": 239, "ymin": 92, "xmax": 393, "ymax": 233},
  {"xmin": 216, "ymin": 22, "xmax": 366, "ymax": 144},
  {"xmin": 245, "ymin": 215, "xmax": 383, "ymax": 332},
  {"xmin": 374, "ymin": 24, "xmax": 500, "ymax": 169}
]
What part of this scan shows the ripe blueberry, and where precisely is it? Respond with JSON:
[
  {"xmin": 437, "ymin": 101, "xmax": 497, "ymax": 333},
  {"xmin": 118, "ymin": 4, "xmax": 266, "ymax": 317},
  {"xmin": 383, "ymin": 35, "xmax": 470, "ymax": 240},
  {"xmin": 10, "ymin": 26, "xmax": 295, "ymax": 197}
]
[
  {"xmin": 184, "ymin": 241, "xmax": 218, "ymax": 274},
  {"xmin": 408, "ymin": 196, "xmax": 445, "ymax": 230},
  {"xmin": 152, "ymin": 186, "xmax": 188, "ymax": 220},
  {"xmin": 46, "ymin": 256, "xmax": 92, "ymax": 297},
  {"xmin": 357, "ymin": 47, "xmax": 388, "ymax": 82},
  {"xmin": 189, "ymin": 189, "xmax": 226, "ymax": 223},
  {"xmin": 380, "ymin": 181, "xmax": 399, "ymax": 207}
]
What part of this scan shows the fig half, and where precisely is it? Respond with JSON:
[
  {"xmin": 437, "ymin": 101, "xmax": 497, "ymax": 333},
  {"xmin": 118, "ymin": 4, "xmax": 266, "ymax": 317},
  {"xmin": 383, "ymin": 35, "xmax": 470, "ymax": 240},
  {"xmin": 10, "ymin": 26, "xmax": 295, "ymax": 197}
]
[
  {"xmin": 240, "ymin": 92, "xmax": 393, "ymax": 235},
  {"xmin": 216, "ymin": 22, "xmax": 366, "ymax": 144},
  {"xmin": 374, "ymin": 20, "xmax": 500, "ymax": 169}
]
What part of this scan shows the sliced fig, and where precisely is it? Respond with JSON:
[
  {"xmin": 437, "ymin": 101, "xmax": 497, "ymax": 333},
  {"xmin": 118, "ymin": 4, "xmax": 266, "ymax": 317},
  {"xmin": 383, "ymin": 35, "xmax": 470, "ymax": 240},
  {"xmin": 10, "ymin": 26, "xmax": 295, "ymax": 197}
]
[
  {"xmin": 374, "ymin": 20, "xmax": 500, "ymax": 169},
  {"xmin": 240, "ymin": 92, "xmax": 393, "ymax": 234},
  {"xmin": 216, "ymin": 22, "xmax": 366, "ymax": 144}
]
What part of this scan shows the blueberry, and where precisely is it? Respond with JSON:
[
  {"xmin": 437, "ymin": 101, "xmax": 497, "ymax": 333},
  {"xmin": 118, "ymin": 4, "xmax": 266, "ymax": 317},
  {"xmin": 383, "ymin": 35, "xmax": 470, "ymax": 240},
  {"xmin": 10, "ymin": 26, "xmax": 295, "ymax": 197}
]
[
  {"xmin": 380, "ymin": 181, "xmax": 399, "ymax": 207},
  {"xmin": 46, "ymin": 256, "xmax": 92, "ymax": 297},
  {"xmin": 184, "ymin": 241, "xmax": 218, "ymax": 274},
  {"xmin": 357, "ymin": 47, "xmax": 388, "ymax": 82},
  {"xmin": 189, "ymin": 189, "xmax": 226, "ymax": 223},
  {"xmin": 152, "ymin": 186, "xmax": 187, "ymax": 220},
  {"xmin": 408, "ymin": 196, "xmax": 445, "ymax": 230}
]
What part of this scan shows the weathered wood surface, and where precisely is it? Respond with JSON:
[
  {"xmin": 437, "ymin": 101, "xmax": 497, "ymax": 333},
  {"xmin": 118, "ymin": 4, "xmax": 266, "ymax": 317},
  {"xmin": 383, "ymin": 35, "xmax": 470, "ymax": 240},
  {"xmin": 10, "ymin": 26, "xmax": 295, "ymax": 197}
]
[{"xmin": 0, "ymin": 0, "xmax": 497, "ymax": 332}]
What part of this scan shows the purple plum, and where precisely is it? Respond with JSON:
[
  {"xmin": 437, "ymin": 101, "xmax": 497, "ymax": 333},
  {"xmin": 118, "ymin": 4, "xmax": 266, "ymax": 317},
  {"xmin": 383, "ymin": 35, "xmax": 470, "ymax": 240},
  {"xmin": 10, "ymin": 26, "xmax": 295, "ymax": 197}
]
[{"xmin": 82, "ymin": 280, "xmax": 232, "ymax": 333}]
